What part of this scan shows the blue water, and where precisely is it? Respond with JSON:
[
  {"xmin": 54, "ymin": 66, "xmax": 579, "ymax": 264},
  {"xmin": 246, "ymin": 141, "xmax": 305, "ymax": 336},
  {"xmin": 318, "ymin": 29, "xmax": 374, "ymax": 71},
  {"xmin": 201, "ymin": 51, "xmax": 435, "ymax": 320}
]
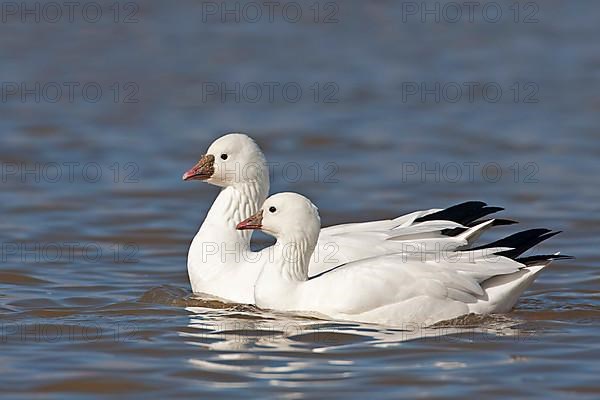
[{"xmin": 0, "ymin": 0, "xmax": 598, "ymax": 398}]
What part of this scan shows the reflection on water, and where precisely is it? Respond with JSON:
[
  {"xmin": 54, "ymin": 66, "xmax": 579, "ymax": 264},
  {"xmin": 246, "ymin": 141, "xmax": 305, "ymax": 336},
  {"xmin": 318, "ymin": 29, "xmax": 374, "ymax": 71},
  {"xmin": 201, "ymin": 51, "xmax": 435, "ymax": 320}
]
[
  {"xmin": 179, "ymin": 293, "xmax": 543, "ymax": 393},
  {"xmin": 183, "ymin": 305, "xmax": 532, "ymax": 353},
  {"xmin": 1, "ymin": 0, "xmax": 599, "ymax": 397}
]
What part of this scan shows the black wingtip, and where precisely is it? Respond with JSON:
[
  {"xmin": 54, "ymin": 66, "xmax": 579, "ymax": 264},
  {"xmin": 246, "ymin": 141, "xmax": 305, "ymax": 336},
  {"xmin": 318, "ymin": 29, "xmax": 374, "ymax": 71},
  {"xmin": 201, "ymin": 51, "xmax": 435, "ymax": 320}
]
[
  {"xmin": 516, "ymin": 254, "xmax": 575, "ymax": 266},
  {"xmin": 489, "ymin": 218, "xmax": 518, "ymax": 227},
  {"xmin": 472, "ymin": 228, "xmax": 562, "ymax": 259},
  {"xmin": 415, "ymin": 201, "xmax": 504, "ymax": 226}
]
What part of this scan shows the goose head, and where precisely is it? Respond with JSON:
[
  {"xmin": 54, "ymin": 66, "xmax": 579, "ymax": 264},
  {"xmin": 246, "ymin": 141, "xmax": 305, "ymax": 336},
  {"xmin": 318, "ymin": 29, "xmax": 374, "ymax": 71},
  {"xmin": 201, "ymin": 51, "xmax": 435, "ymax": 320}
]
[
  {"xmin": 183, "ymin": 133, "xmax": 268, "ymax": 188},
  {"xmin": 237, "ymin": 192, "xmax": 321, "ymax": 245}
]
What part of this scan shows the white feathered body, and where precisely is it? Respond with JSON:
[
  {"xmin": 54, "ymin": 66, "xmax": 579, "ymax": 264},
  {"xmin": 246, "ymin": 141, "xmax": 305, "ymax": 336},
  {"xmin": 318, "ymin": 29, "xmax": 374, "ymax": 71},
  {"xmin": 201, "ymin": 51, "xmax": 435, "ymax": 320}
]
[
  {"xmin": 188, "ymin": 191, "xmax": 482, "ymax": 304},
  {"xmin": 254, "ymin": 246, "xmax": 552, "ymax": 327}
]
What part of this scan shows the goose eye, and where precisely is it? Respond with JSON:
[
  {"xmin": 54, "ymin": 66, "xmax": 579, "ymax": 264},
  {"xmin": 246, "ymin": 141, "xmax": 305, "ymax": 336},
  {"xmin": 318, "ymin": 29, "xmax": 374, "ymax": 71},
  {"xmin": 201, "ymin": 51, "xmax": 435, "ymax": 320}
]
[
  {"xmin": 220, "ymin": 154, "xmax": 228, "ymax": 160},
  {"xmin": 269, "ymin": 206, "xmax": 277, "ymax": 213}
]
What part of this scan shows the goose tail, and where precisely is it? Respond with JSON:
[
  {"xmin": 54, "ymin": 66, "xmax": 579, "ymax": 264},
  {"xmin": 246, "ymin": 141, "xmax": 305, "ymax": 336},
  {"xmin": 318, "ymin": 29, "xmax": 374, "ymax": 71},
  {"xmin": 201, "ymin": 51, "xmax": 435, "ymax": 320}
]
[
  {"xmin": 468, "ymin": 228, "xmax": 573, "ymax": 314},
  {"xmin": 470, "ymin": 262, "xmax": 548, "ymax": 314}
]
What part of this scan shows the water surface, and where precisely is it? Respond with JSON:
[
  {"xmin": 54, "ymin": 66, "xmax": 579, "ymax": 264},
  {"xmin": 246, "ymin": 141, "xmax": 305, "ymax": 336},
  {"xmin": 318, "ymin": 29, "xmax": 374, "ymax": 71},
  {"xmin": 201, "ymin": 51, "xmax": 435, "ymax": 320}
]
[{"xmin": 0, "ymin": 0, "xmax": 598, "ymax": 398}]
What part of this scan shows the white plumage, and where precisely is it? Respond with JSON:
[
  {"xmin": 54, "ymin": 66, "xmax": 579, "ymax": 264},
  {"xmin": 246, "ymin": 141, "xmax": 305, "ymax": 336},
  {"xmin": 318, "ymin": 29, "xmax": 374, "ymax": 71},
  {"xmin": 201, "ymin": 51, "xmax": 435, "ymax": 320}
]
[
  {"xmin": 239, "ymin": 192, "xmax": 561, "ymax": 327},
  {"xmin": 184, "ymin": 134, "xmax": 505, "ymax": 304}
]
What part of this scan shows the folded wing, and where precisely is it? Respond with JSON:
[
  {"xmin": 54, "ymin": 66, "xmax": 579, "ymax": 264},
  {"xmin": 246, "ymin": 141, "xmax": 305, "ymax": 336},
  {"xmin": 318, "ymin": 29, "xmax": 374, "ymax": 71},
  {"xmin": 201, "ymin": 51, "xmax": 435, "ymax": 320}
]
[{"xmin": 308, "ymin": 201, "xmax": 511, "ymax": 276}]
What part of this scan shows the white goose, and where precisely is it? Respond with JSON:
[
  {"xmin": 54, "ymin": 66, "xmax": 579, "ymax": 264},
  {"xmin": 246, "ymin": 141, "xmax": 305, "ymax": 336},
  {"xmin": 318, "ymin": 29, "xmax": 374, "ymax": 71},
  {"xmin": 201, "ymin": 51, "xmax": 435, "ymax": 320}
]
[
  {"xmin": 237, "ymin": 192, "xmax": 570, "ymax": 327},
  {"xmin": 183, "ymin": 133, "xmax": 513, "ymax": 304}
]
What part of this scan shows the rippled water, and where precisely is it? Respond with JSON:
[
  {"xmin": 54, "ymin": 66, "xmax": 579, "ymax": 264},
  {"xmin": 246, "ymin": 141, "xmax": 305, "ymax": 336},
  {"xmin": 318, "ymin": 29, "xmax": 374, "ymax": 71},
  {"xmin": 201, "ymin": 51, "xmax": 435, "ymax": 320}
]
[{"xmin": 1, "ymin": 0, "xmax": 599, "ymax": 398}]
